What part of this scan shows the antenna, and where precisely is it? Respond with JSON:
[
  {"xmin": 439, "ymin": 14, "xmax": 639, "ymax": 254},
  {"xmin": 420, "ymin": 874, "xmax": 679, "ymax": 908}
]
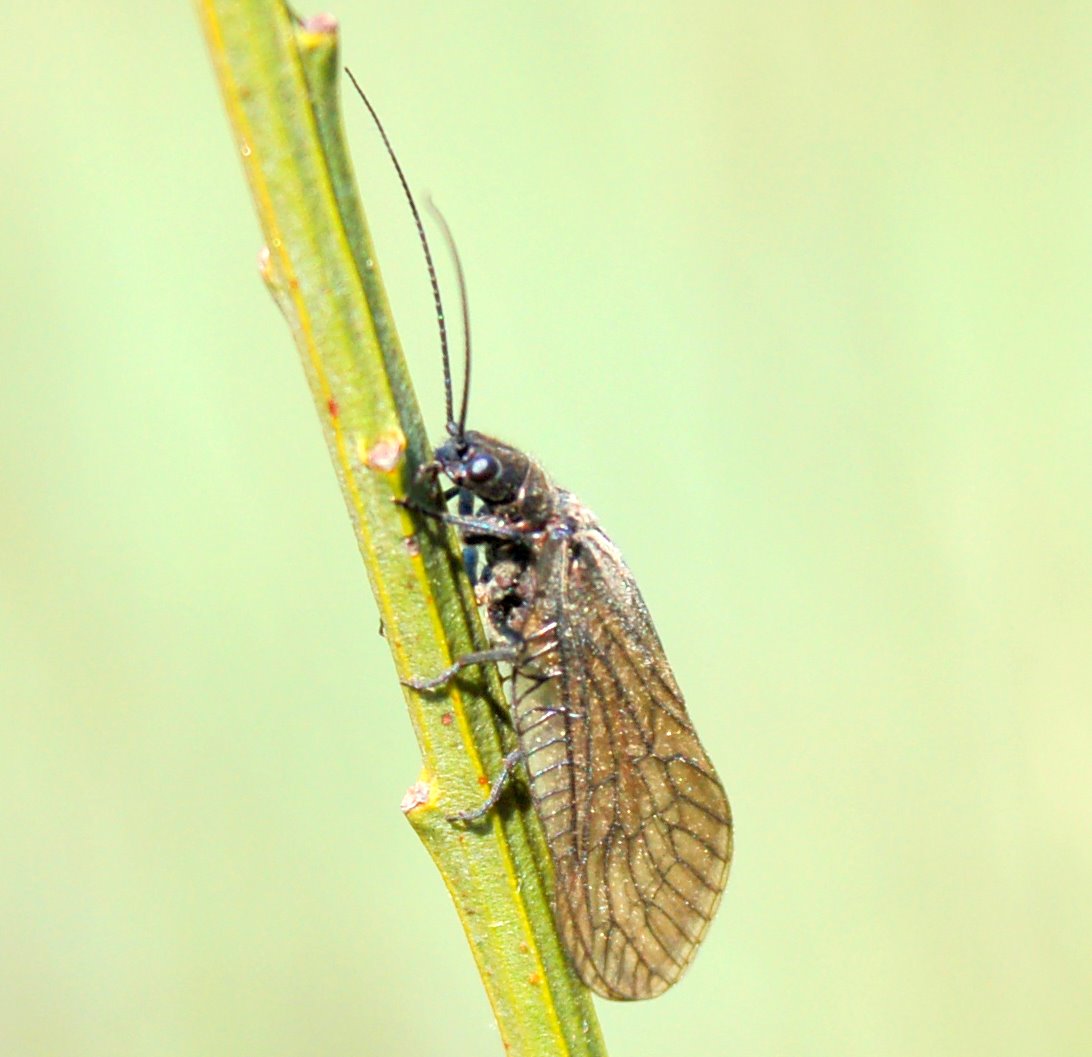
[
  {"xmin": 343, "ymin": 68, "xmax": 458, "ymax": 434},
  {"xmin": 425, "ymin": 199, "xmax": 471, "ymax": 436}
]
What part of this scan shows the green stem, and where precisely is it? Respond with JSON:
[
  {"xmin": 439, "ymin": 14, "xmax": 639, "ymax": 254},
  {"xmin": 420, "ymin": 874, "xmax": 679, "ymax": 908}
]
[{"xmin": 194, "ymin": 2, "xmax": 608, "ymax": 1055}]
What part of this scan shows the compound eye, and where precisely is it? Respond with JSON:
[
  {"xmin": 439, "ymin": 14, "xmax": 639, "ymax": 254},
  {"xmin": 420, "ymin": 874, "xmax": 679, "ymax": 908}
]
[{"xmin": 467, "ymin": 453, "xmax": 500, "ymax": 483}]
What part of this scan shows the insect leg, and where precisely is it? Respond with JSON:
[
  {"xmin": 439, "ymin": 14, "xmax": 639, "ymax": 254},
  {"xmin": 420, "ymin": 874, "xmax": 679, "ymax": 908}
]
[
  {"xmin": 403, "ymin": 645, "xmax": 520, "ymax": 691},
  {"xmin": 395, "ymin": 496, "xmax": 530, "ymax": 541},
  {"xmin": 458, "ymin": 487, "xmax": 479, "ymax": 582},
  {"xmin": 447, "ymin": 747, "xmax": 525, "ymax": 823}
]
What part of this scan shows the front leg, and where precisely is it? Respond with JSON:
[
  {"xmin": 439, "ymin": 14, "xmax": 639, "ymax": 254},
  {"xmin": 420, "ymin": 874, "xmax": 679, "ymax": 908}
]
[
  {"xmin": 396, "ymin": 495, "xmax": 531, "ymax": 542},
  {"xmin": 458, "ymin": 487, "xmax": 480, "ymax": 582}
]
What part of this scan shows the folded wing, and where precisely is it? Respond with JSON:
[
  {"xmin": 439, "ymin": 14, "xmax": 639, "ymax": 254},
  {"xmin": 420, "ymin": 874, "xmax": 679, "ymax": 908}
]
[{"xmin": 517, "ymin": 522, "xmax": 733, "ymax": 1000}]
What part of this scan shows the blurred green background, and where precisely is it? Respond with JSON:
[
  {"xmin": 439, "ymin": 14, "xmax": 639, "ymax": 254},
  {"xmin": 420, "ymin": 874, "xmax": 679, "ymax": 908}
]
[{"xmin": 3, "ymin": 3, "xmax": 1090, "ymax": 1055}]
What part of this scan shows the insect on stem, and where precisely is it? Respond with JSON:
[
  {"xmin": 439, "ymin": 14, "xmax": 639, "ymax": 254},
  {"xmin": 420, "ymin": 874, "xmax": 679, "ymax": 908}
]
[{"xmin": 348, "ymin": 71, "xmax": 733, "ymax": 1001}]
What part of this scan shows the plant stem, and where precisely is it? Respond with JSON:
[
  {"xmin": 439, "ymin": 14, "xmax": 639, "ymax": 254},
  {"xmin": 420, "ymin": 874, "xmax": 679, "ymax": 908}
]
[{"xmin": 194, "ymin": 2, "xmax": 608, "ymax": 1054}]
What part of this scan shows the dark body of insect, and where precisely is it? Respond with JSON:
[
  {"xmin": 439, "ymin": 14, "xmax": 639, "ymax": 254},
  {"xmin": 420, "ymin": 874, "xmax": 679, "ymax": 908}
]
[
  {"xmin": 415, "ymin": 428, "xmax": 733, "ymax": 1000},
  {"xmin": 341, "ymin": 66, "xmax": 732, "ymax": 1003}
]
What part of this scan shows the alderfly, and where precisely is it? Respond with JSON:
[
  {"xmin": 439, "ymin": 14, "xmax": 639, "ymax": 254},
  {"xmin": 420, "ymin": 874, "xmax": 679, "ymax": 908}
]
[{"xmin": 347, "ymin": 70, "xmax": 732, "ymax": 999}]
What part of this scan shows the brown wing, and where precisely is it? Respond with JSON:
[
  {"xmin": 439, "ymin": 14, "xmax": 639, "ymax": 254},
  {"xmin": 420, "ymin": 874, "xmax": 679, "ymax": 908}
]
[{"xmin": 512, "ymin": 517, "xmax": 733, "ymax": 1000}]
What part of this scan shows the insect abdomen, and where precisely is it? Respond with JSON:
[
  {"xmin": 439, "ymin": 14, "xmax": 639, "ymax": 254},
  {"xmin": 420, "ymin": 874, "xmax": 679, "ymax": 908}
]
[{"xmin": 513, "ymin": 683, "xmax": 581, "ymax": 854}]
